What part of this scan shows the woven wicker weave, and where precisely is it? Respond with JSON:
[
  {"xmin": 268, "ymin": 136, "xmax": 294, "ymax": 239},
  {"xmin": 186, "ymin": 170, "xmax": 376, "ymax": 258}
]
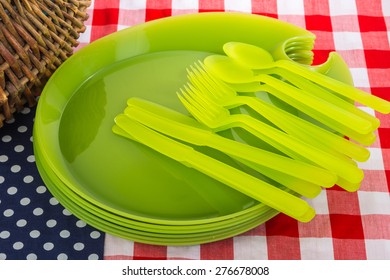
[{"xmin": 0, "ymin": 0, "xmax": 91, "ymax": 128}]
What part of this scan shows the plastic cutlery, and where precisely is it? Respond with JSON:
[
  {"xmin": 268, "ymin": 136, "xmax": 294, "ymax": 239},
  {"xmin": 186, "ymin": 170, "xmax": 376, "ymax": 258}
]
[
  {"xmin": 223, "ymin": 42, "xmax": 390, "ymax": 114},
  {"xmin": 113, "ymin": 114, "xmax": 316, "ymax": 222},
  {"xmin": 121, "ymin": 99, "xmax": 335, "ymax": 195},
  {"xmin": 186, "ymin": 61, "xmax": 370, "ymax": 162},
  {"xmin": 178, "ymin": 83, "xmax": 364, "ymax": 187},
  {"xmin": 203, "ymin": 54, "xmax": 374, "ymax": 135},
  {"xmin": 223, "ymin": 44, "xmax": 381, "ymax": 130}
]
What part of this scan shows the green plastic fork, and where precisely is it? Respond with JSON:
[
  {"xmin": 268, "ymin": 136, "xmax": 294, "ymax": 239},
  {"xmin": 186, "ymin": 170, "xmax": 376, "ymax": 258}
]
[
  {"xmin": 186, "ymin": 61, "xmax": 370, "ymax": 163},
  {"xmin": 178, "ymin": 83, "xmax": 364, "ymax": 189},
  {"xmin": 113, "ymin": 113, "xmax": 316, "ymax": 222}
]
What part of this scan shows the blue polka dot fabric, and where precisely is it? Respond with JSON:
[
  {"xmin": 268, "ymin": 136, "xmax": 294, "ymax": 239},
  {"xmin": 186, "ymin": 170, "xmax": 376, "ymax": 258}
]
[{"xmin": 0, "ymin": 108, "xmax": 105, "ymax": 260}]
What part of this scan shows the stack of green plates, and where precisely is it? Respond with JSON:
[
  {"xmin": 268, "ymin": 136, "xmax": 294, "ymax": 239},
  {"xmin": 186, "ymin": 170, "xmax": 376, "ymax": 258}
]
[{"xmin": 33, "ymin": 12, "xmax": 353, "ymax": 245}]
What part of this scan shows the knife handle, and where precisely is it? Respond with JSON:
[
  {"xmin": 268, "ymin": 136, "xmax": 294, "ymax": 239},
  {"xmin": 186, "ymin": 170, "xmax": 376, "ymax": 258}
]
[{"xmin": 114, "ymin": 114, "xmax": 316, "ymax": 222}]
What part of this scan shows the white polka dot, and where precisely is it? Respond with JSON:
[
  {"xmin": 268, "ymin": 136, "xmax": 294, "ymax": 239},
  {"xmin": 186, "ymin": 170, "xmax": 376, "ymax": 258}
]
[
  {"xmin": 30, "ymin": 230, "xmax": 40, "ymax": 238},
  {"xmin": 16, "ymin": 219, "xmax": 27, "ymax": 227},
  {"xmin": 0, "ymin": 155, "xmax": 8, "ymax": 162},
  {"xmin": 14, "ymin": 145, "xmax": 25, "ymax": 152},
  {"xmin": 30, "ymin": 136, "xmax": 33, "ymax": 142},
  {"xmin": 46, "ymin": 219, "xmax": 57, "ymax": 228},
  {"xmin": 3, "ymin": 209, "xmax": 14, "ymax": 217},
  {"xmin": 2, "ymin": 135, "xmax": 12, "ymax": 142},
  {"xmin": 60, "ymin": 230, "xmax": 70, "ymax": 238},
  {"xmin": 43, "ymin": 242, "xmax": 54, "ymax": 251},
  {"xmin": 27, "ymin": 155, "xmax": 35, "ymax": 162},
  {"xmin": 21, "ymin": 107, "xmax": 31, "ymax": 114},
  {"xmin": 7, "ymin": 186, "xmax": 18, "ymax": 195},
  {"xmin": 0, "ymin": 176, "xmax": 4, "ymax": 184},
  {"xmin": 73, "ymin": 242, "xmax": 85, "ymax": 251},
  {"xmin": 76, "ymin": 220, "xmax": 86, "ymax": 228},
  {"xmin": 20, "ymin": 197, "xmax": 31, "ymax": 206},
  {"xmin": 26, "ymin": 253, "xmax": 37, "ymax": 260},
  {"xmin": 17, "ymin": 126, "xmax": 28, "ymax": 133},
  {"xmin": 36, "ymin": 185, "xmax": 47, "ymax": 194},
  {"xmin": 13, "ymin": 242, "xmax": 24, "ymax": 250},
  {"xmin": 49, "ymin": 197, "xmax": 59, "ymax": 205},
  {"xmin": 62, "ymin": 209, "xmax": 72, "ymax": 216},
  {"xmin": 0, "ymin": 231, "xmax": 11, "ymax": 239},
  {"xmin": 33, "ymin": 208, "xmax": 44, "ymax": 216},
  {"xmin": 11, "ymin": 165, "xmax": 21, "ymax": 173},
  {"xmin": 6, "ymin": 117, "xmax": 15, "ymax": 124},
  {"xmin": 90, "ymin": 231, "xmax": 101, "ymax": 239},
  {"xmin": 57, "ymin": 253, "xmax": 68, "ymax": 260},
  {"xmin": 88, "ymin": 254, "xmax": 99, "ymax": 260},
  {"xmin": 23, "ymin": 175, "xmax": 34, "ymax": 183},
  {"xmin": 0, "ymin": 253, "xmax": 6, "ymax": 260}
]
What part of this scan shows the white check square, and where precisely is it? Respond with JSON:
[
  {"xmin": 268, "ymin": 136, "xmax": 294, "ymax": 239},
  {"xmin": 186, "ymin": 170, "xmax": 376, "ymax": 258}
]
[
  {"xmin": 365, "ymin": 239, "xmax": 390, "ymax": 259},
  {"xmin": 120, "ymin": 0, "xmax": 146, "ymax": 10},
  {"xmin": 300, "ymin": 238, "xmax": 334, "ymax": 259},
  {"xmin": 225, "ymin": 0, "xmax": 252, "ymax": 13},
  {"xmin": 329, "ymin": 0, "xmax": 358, "ymax": 15},
  {"xmin": 167, "ymin": 245, "xmax": 200, "ymax": 259},
  {"xmin": 333, "ymin": 32, "xmax": 364, "ymax": 50},
  {"xmin": 172, "ymin": 0, "xmax": 198, "ymax": 10},
  {"xmin": 277, "ymin": 0, "xmax": 305, "ymax": 15},
  {"xmin": 104, "ymin": 234, "xmax": 134, "ymax": 256},
  {"xmin": 233, "ymin": 236, "xmax": 268, "ymax": 259},
  {"xmin": 358, "ymin": 191, "xmax": 390, "ymax": 215},
  {"xmin": 349, "ymin": 68, "xmax": 371, "ymax": 88}
]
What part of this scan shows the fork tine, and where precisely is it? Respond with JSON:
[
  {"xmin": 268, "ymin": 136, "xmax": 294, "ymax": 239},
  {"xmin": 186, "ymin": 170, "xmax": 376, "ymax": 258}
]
[
  {"xmin": 191, "ymin": 62, "xmax": 221, "ymax": 93},
  {"xmin": 177, "ymin": 89, "xmax": 202, "ymax": 119},
  {"xmin": 189, "ymin": 61, "xmax": 237, "ymax": 99},
  {"xmin": 186, "ymin": 83, "xmax": 221, "ymax": 117},
  {"xmin": 178, "ymin": 82, "xmax": 228, "ymax": 127},
  {"xmin": 177, "ymin": 85, "xmax": 215, "ymax": 124},
  {"xmin": 187, "ymin": 64, "xmax": 222, "ymax": 100}
]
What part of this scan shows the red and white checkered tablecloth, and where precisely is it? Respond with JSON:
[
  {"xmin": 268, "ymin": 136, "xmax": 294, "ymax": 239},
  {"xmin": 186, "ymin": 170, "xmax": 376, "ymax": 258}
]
[{"xmin": 79, "ymin": 0, "xmax": 390, "ymax": 260}]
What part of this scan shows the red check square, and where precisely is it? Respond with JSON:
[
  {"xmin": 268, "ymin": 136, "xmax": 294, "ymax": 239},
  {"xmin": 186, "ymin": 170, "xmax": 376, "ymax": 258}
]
[
  {"xmin": 266, "ymin": 236, "xmax": 301, "ymax": 259},
  {"xmin": 378, "ymin": 128, "xmax": 390, "ymax": 148},
  {"xmin": 303, "ymin": 0, "xmax": 330, "ymax": 15},
  {"xmin": 200, "ymin": 239, "xmax": 234, "ymax": 259},
  {"xmin": 199, "ymin": 0, "xmax": 224, "ymax": 12},
  {"xmin": 326, "ymin": 190, "xmax": 361, "ymax": 215},
  {"xmin": 361, "ymin": 215, "xmax": 390, "ymax": 239},
  {"xmin": 92, "ymin": 8, "xmax": 119, "ymax": 25},
  {"xmin": 252, "ymin": 0, "xmax": 277, "ymax": 17},
  {"xmin": 356, "ymin": 0, "xmax": 386, "ymax": 16},
  {"xmin": 365, "ymin": 50, "xmax": 390, "ymax": 68},
  {"xmin": 133, "ymin": 243, "xmax": 167, "ymax": 260},
  {"xmin": 265, "ymin": 214, "xmax": 299, "ymax": 238},
  {"xmin": 329, "ymin": 214, "xmax": 365, "ymax": 239},
  {"xmin": 305, "ymin": 15, "xmax": 332, "ymax": 31},
  {"xmin": 359, "ymin": 16, "xmax": 388, "ymax": 32},
  {"xmin": 298, "ymin": 215, "xmax": 333, "ymax": 238},
  {"xmin": 333, "ymin": 239, "xmax": 367, "ymax": 259}
]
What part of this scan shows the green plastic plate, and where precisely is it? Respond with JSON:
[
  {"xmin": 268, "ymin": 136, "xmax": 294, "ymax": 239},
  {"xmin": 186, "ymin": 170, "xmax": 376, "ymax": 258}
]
[{"xmin": 34, "ymin": 12, "xmax": 352, "ymax": 227}]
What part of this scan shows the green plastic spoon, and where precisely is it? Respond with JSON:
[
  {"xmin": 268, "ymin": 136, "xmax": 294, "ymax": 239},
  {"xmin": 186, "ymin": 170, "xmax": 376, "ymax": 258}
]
[{"xmin": 222, "ymin": 42, "xmax": 390, "ymax": 114}]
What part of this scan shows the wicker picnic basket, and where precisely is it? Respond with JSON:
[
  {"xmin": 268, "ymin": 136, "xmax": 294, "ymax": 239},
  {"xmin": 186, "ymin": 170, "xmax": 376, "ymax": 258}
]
[{"xmin": 0, "ymin": 0, "xmax": 91, "ymax": 128}]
